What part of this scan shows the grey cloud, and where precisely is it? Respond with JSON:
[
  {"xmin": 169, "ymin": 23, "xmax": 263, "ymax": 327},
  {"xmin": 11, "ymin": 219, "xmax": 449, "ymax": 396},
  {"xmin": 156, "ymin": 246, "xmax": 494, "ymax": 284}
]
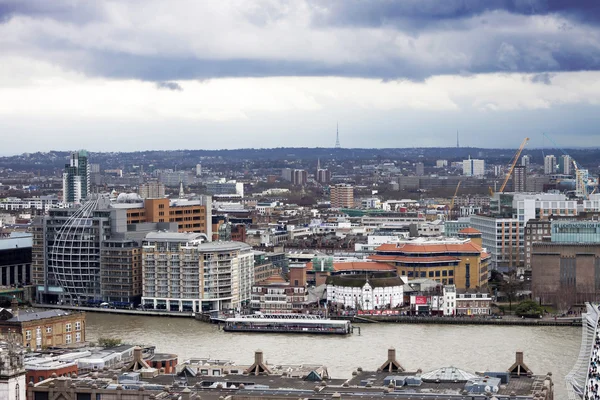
[
  {"xmin": 156, "ymin": 81, "xmax": 183, "ymax": 91},
  {"xmin": 4, "ymin": 0, "xmax": 600, "ymax": 81},
  {"xmin": 530, "ymin": 72, "xmax": 554, "ymax": 84}
]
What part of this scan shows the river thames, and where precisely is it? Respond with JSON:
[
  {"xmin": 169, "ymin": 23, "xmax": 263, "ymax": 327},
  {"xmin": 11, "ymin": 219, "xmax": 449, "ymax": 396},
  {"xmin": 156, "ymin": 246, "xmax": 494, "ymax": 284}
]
[{"xmin": 87, "ymin": 313, "xmax": 580, "ymax": 399}]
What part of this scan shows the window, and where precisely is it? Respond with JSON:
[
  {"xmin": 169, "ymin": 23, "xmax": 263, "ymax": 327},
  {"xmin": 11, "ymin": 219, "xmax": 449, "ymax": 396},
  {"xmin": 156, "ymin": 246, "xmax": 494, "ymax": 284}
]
[
  {"xmin": 65, "ymin": 323, "xmax": 72, "ymax": 333},
  {"xmin": 75, "ymin": 321, "xmax": 81, "ymax": 331},
  {"xmin": 75, "ymin": 332, "xmax": 81, "ymax": 343},
  {"xmin": 46, "ymin": 326, "xmax": 52, "ymax": 334},
  {"xmin": 25, "ymin": 330, "xmax": 31, "ymax": 340},
  {"xmin": 65, "ymin": 334, "xmax": 72, "ymax": 344},
  {"xmin": 428, "ymin": 271, "xmax": 434, "ymax": 277}
]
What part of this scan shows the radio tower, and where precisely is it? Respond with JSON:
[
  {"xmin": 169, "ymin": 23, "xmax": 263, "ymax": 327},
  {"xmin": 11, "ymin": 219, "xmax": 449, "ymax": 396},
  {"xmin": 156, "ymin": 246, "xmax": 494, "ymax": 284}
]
[
  {"xmin": 456, "ymin": 130, "xmax": 459, "ymax": 148},
  {"xmin": 335, "ymin": 122, "xmax": 341, "ymax": 149}
]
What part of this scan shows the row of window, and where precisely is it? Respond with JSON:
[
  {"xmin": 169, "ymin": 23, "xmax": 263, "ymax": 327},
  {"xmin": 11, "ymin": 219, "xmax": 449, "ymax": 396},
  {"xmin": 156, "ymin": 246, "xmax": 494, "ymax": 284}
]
[
  {"xmin": 401, "ymin": 270, "xmax": 454, "ymax": 277},
  {"xmin": 25, "ymin": 322, "xmax": 81, "ymax": 339}
]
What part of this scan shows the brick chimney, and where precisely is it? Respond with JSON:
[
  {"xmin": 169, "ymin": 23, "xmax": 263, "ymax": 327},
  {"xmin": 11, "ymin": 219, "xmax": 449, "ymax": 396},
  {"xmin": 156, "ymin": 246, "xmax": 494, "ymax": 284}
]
[{"xmin": 10, "ymin": 296, "xmax": 18, "ymax": 317}]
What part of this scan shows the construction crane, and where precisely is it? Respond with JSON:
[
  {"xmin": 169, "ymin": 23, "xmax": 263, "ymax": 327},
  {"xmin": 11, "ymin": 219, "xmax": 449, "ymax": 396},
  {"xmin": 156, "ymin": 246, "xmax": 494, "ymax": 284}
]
[
  {"xmin": 496, "ymin": 137, "xmax": 530, "ymax": 194},
  {"xmin": 450, "ymin": 180, "xmax": 462, "ymax": 219}
]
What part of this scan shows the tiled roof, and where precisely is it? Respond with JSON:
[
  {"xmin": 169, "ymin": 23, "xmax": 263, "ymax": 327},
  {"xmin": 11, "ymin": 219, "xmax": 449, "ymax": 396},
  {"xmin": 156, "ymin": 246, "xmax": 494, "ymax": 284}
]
[
  {"xmin": 332, "ymin": 262, "xmax": 395, "ymax": 272},
  {"xmin": 368, "ymin": 255, "xmax": 461, "ymax": 264},
  {"xmin": 458, "ymin": 227, "xmax": 481, "ymax": 234},
  {"xmin": 375, "ymin": 242, "xmax": 483, "ymax": 254}
]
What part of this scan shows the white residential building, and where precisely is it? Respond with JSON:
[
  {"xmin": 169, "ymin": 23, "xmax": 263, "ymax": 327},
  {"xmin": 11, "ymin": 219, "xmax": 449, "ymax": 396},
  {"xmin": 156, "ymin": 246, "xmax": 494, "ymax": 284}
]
[
  {"xmin": 443, "ymin": 285, "xmax": 457, "ymax": 316},
  {"xmin": 142, "ymin": 233, "xmax": 254, "ymax": 312},
  {"xmin": 544, "ymin": 155, "xmax": 556, "ymax": 175},
  {"xmin": 462, "ymin": 159, "xmax": 485, "ymax": 177}
]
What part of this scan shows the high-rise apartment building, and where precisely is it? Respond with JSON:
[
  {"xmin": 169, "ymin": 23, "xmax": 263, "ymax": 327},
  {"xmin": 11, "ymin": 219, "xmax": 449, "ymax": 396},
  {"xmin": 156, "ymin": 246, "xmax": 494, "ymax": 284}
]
[
  {"xmin": 62, "ymin": 150, "xmax": 90, "ymax": 204},
  {"xmin": 316, "ymin": 169, "xmax": 331, "ymax": 184},
  {"xmin": 544, "ymin": 155, "xmax": 556, "ymax": 175},
  {"xmin": 331, "ymin": 184, "xmax": 354, "ymax": 208},
  {"xmin": 141, "ymin": 234, "xmax": 254, "ymax": 312},
  {"xmin": 513, "ymin": 165, "xmax": 527, "ymax": 193},
  {"xmin": 521, "ymin": 155, "xmax": 531, "ymax": 170},
  {"xmin": 576, "ymin": 169, "xmax": 589, "ymax": 198},
  {"xmin": 292, "ymin": 169, "xmax": 308, "ymax": 186},
  {"xmin": 138, "ymin": 182, "xmax": 166, "ymax": 199},
  {"xmin": 558, "ymin": 155, "xmax": 572, "ymax": 175},
  {"xmin": 462, "ymin": 158, "xmax": 485, "ymax": 177},
  {"xmin": 415, "ymin": 162, "xmax": 425, "ymax": 176},
  {"xmin": 33, "ymin": 196, "xmax": 181, "ymax": 304}
]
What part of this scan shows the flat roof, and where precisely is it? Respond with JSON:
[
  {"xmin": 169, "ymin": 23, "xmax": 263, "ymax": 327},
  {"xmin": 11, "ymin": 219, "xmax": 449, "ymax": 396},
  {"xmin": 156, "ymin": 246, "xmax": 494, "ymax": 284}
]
[{"xmin": 225, "ymin": 317, "xmax": 349, "ymax": 326}]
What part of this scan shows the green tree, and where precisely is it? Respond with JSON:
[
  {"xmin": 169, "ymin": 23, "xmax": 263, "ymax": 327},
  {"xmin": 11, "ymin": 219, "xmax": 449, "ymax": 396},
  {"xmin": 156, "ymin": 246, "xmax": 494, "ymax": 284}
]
[
  {"xmin": 98, "ymin": 337, "xmax": 122, "ymax": 348},
  {"xmin": 515, "ymin": 300, "xmax": 543, "ymax": 317}
]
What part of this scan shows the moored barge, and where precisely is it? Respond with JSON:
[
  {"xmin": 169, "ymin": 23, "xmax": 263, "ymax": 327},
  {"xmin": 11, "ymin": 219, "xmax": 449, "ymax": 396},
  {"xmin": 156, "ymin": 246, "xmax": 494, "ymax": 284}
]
[{"xmin": 223, "ymin": 314, "xmax": 352, "ymax": 335}]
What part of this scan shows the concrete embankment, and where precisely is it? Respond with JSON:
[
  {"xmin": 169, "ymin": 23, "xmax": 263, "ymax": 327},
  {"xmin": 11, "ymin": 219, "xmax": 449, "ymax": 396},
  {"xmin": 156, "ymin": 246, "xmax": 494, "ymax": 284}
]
[
  {"xmin": 34, "ymin": 304, "xmax": 194, "ymax": 318},
  {"xmin": 331, "ymin": 315, "xmax": 581, "ymax": 326}
]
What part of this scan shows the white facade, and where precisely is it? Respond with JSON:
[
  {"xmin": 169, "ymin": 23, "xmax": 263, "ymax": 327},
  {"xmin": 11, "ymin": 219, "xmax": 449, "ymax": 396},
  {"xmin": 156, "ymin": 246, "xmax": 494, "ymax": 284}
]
[
  {"xmin": 576, "ymin": 169, "xmax": 589, "ymax": 198},
  {"xmin": 443, "ymin": 285, "xmax": 457, "ymax": 316},
  {"xmin": 0, "ymin": 196, "xmax": 61, "ymax": 212},
  {"xmin": 0, "ymin": 343, "xmax": 26, "ymax": 400},
  {"xmin": 462, "ymin": 159, "xmax": 485, "ymax": 177},
  {"xmin": 544, "ymin": 155, "xmax": 556, "ymax": 174},
  {"xmin": 326, "ymin": 281, "xmax": 403, "ymax": 310},
  {"xmin": 436, "ymin": 159, "xmax": 448, "ymax": 168},
  {"xmin": 142, "ymin": 234, "xmax": 254, "ymax": 312}
]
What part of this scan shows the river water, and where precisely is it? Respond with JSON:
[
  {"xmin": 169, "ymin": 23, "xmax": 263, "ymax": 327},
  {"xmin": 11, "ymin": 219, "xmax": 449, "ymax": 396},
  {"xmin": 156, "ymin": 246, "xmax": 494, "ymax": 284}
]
[{"xmin": 87, "ymin": 313, "xmax": 580, "ymax": 399}]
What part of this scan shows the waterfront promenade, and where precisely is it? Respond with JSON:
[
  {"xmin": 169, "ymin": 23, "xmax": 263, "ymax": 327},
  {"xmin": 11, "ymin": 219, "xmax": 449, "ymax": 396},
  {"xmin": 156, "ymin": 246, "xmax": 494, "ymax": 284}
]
[{"xmin": 34, "ymin": 303, "xmax": 194, "ymax": 317}]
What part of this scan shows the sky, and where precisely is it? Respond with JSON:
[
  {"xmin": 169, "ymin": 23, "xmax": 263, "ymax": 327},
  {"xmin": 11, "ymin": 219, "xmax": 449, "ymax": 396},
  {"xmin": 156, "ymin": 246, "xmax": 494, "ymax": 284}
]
[{"xmin": 2, "ymin": 0, "xmax": 600, "ymax": 155}]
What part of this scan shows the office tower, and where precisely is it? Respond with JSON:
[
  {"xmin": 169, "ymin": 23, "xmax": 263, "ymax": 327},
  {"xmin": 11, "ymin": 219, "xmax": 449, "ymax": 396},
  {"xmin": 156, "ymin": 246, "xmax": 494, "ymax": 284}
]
[
  {"xmin": 513, "ymin": 165, "xmax": 527, "ymax": 193},
  {"xmin": 415, "ymin": 162, "xmax": 425, "ymax": 176},
  {"xmin": 558, "ymin": 155, "xmax": 572, "ymax": 175},
  {"xmin": 521, "ymin": 155, "xmax": 531, "ymax": 170},
  {"xmin": 138, "ymin": 182, "xmax": 166, "ymax": 199},
  {"xmin": 436, "ymin": 160, "xmax": 448, "ymax": 168},
  {"xmin": 281, "ymin": 168, "xmax": 292, "ymax": 182},
  {"xmin": 462, "ymin": 158, "xmax": 485, "ymax": 177},
  {"xmin": 62, "ymin": 150, "xmax": 90, "ymax": 204},
  {"xmin": 331, "ymin": 184, "xmax": 354, "ymax": 208},
  {"xmin": 544, "ymin": 155, "xmax": 556, "ymax": 175}
]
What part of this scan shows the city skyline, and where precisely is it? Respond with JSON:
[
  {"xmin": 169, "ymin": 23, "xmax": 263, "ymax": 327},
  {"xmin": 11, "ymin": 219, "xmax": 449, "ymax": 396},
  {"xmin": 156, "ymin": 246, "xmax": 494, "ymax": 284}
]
[{"xmin": 2, "ymin": 1, "xmax": 600, "ymax": 153}]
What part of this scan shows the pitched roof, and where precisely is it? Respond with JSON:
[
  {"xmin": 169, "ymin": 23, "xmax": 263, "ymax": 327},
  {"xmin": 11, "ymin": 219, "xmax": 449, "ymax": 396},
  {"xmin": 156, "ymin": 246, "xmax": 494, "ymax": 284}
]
[{"xmin": 7, "ymin": 309, "xmax": 74, "ymax": 322}]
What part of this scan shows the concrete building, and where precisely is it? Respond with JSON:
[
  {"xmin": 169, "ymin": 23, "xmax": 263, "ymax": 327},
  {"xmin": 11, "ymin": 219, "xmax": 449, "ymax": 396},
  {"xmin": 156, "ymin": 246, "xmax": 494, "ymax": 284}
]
[
  {"xmin": 436, "ymin": 159, "xmax": 448, "ymax": 168},
  {"xmin": 62, "ymin": 150, "xmax": 90, "ymax": 204},
  {"xmin": 0, "ymin": 233, "xmax": 32, "ymax": 287},
  {"xmin": 205, "ymin": 180, "xmax": 244, "ymax": 197},
  {"xmin": 462, "ymin": 158, "xmax": 484, "ymax": 177},
  {"xmin": 330, "ymin": 184, "xmax": 354, "ymax": 208},
  {"xmin": 291, "ymin": 169, "xmax": 308, "ymax": 186},
  {"xmin": 559, "ymin": 154, "xmax": 572, "ymax": 175},
  {"xmin": 0, "ymin": 341, "xmax": 26, "ymax": 400},
  {"xmin": 0, "ymin": 196, "xmax": 60, "ymax": 212},
  {"xmin": 521, "ymin": 154, "xmax": 531, "ymax": 170},
  {"xmin": 513, "ymin": 165, "xmax": 526, "ymax": 193},
  {"xmin": 470, "ymin": 215, "xmax": 522, "ymax": 271},
  {"xmin": 544, "ymin": 155, "xmax": 556, "ymax": 174},
  {"xmin": 369, "ymin": 234, "xmax": 490, "ymax": 290},
  {"xmin": 316, "ymin": 168, "xmax": 331, "ymax": 184},
  {"xmin": 138, "ymin": 182, "xmax": 165, "ymax": 199},
  {"xmin": 141, "ymin": 233, "xmax": 254, "ymax": 312},
  {"xmin": 415, "ymin": 162, "xmax": 424, "ymax": 176},
  {"xmin": 524, "ymin": 219, "xmax": 551, "ymax": 271},
  {"xmin": 576, "ymin": 168, "xmax": 589, "ymax": 198}
]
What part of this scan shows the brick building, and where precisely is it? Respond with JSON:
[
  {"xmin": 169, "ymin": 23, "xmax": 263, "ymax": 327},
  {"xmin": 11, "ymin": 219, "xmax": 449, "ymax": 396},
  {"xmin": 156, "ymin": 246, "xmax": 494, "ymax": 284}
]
[{"xmin": 0, "ymin": 305, "xmax": 85, "ymax": 350}]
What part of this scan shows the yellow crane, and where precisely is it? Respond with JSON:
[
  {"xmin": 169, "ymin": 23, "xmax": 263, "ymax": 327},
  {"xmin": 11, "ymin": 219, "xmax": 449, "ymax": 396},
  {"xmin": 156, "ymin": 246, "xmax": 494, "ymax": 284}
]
[
  {"xmin": 450, "ymin": 180, "xmax": 462, "ymax": 219},
  {"xmin": 497, "ymin": 137, "xmax": 530, "ymax": 194}
]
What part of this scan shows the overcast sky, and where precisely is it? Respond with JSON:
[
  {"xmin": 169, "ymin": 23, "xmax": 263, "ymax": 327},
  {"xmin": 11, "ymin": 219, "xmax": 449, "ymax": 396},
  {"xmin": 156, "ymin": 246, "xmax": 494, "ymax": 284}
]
[{"xmin": 1, "ymin": 0, "xmax": 600, "ymax": 155}]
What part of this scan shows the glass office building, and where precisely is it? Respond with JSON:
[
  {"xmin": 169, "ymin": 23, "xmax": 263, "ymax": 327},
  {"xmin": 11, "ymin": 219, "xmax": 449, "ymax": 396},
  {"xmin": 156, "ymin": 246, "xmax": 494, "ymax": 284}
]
[{"xmin": 551, "ymin": 221, "xmax": 600, "ymax": 243}]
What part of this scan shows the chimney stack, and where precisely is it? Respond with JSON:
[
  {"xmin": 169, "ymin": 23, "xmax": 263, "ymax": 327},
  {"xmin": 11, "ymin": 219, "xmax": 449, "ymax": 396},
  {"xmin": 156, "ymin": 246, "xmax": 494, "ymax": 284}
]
[{"xmin": 10, "ymin": 296, "xmax": 18, "ymax": 317}]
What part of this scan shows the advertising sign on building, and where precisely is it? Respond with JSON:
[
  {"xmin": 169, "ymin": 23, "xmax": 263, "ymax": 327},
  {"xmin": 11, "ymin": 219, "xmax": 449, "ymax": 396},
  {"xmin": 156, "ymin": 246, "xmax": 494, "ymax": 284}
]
[{"xmin": 415, "ymin": 296, "xmax": 427, "ymax": 305}]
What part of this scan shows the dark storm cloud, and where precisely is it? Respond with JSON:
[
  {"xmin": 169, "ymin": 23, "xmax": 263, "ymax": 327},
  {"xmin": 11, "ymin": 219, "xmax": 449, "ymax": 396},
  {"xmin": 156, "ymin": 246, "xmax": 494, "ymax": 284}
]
[
  {"xmin": 312, "ymin": 0, "xmax": 600, "ymax": 29},
  {"xmin": 4, "ymin": 0, "xmax": 600, "ymax": 81},
  {"xmin": 530, "ymin": 73, "xmax": 554, "ymax": 84},
  {"xmin": 155, "ymin": 81, "xmax": 183, "ymax": 91}
]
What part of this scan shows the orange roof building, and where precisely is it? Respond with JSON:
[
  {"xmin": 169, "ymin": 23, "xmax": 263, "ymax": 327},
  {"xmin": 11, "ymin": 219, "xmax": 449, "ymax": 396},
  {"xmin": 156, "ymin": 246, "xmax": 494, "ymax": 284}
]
[{"xmin": 369, "ymin": 238, "xmax": 489, "ymax": 290}]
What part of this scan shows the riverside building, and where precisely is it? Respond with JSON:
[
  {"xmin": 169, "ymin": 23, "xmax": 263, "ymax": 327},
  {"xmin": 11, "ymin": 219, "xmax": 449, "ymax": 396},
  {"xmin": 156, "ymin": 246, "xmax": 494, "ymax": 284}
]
[{"xmin": 141, "ymin": 233, "xmax": 254, "ymax": 312}]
